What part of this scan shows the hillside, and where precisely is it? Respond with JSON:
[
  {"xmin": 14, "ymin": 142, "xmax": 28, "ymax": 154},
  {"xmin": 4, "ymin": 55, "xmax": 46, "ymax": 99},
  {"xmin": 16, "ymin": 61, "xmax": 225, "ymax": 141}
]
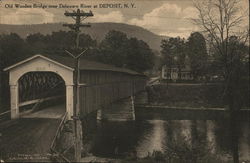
[{"xmin": 0, "ymin": 23, "xmax": 168, "ymax": 51}]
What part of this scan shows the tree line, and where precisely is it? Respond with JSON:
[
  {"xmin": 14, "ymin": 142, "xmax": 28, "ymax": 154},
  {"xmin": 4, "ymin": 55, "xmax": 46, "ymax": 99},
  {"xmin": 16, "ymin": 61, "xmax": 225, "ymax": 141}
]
[
  {"xmin": 0, "ymin": 30, "xmax": 154, "ymax": 73},
  {"xmin": 160, "ymin": 32, "xmax": 249, "ymax": 81},
  {"xmin": 161, "ymin": 32, "xmax": 209, "ymax": 80}
]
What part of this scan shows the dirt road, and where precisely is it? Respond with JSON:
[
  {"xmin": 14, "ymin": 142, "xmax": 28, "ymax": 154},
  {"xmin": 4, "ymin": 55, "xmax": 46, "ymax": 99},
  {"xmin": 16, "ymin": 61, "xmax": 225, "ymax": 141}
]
[
  {"xmin": 0, "ymin": 118, "xmax": 60, "ymax": 161},
  {"xmin": 0, "ymin": 105, "xmax": 65, "ymax": 161}
]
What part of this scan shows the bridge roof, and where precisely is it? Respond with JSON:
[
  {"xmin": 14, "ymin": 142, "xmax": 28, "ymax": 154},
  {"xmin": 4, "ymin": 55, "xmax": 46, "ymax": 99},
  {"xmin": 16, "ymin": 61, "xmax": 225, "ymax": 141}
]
[
  {"xmin": 46, "ymin": 54, "xmax": 144, "ymax": 75},
  {"xmin": 4, "ymin": 54, "xmax": 145, "ymax": 76}
]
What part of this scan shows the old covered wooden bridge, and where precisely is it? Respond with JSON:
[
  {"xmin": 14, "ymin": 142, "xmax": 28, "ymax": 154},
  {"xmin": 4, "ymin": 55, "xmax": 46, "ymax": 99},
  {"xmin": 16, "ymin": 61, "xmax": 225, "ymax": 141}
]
[
  {"xmin": 4, "ymin": 54, "xmax": 147, "ymax": 120},
  {"xmin": 0, "ymin": 54, "xmax": 147, "ymax": 161}
]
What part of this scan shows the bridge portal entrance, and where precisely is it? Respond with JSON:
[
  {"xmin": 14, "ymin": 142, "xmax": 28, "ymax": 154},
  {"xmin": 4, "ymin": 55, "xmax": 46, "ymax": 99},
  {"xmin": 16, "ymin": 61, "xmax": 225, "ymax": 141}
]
[
  {"xmin": 4, "ymin": 55, "xmax": 74, "ymax": 119},
  {"xmin": 18, "ymin": 72, "xmax": 66, "ymax": 118}
]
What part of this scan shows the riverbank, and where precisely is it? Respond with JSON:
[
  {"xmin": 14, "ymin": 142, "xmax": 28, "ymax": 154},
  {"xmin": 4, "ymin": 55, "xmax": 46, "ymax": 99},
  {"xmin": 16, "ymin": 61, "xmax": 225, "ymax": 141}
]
[
  {"xmin": 135, "ymin": 105, "xmax": 250, "ymax": 121},
  {"xmin": 147, "ymin": 83, "xmax": 249, "ymax": 108}
]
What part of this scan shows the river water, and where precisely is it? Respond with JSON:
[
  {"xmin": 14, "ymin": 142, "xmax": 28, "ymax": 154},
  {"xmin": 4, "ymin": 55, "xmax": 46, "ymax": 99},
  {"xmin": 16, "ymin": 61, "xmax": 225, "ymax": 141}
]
[{"xmin": 86, "ymin": 118, "xmax": 250, "ymax": 161}]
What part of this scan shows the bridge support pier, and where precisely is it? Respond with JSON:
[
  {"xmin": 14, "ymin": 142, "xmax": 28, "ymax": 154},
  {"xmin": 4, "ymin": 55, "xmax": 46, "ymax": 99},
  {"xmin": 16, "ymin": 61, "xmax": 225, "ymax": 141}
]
[
  {"xmin": 134, "ymin": 91, "xmax": 148, "ymax": 105},
  {"xmin": 99, "ymin": 96, "xmax": 135, "ymax": 121},
  {"xmin": 10, "ymin": 85, "xmax": 19, "ymax": 119}
]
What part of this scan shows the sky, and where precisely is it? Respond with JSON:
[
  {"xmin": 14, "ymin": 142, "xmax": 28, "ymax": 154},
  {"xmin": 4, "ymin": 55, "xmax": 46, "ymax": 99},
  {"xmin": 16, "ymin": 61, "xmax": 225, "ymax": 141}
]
[{"xmin": 0, "ymin": 0, "xmax": 249, "ymax": 38}]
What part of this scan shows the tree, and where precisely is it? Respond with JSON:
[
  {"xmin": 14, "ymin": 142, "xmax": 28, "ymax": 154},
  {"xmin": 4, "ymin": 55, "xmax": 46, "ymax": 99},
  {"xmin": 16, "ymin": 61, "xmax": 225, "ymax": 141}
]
[
  {"xmin": 193, "ymin": 0, "xmax": 249, "ymax": 109},
  {"xmin": 187, "ymin": 32, "xmax": 208, "ymax": 79},
  {"xmin": 0, "ymin": 33, "xmax": 31, "ymax": 109},
  {"xmin": 161, "ymin": 38, "xmax": 175, "ymax": 69},
  {"xmin": 193, "ymin": 0, "xmax": 249, "ymax": 76},
  {"xmin": 0, "ymin": 33, "xmax": 31, "ymax": 69},
  {"xmin": 26, "ymin": 31, "xmax": 97, "ymax": 56},
  {"xmin": 26, "ymin": 33, "xmax": 48, "ymax": 54},
  {"xmin": 126, "ymin": 37, "xmax": 154, "ymax": 72},
  {"xmin": 225, "ymin": 36, "xmax": 249, "ymax": 108},
  {"xmin": 161, "ymin": 37, "xmax": 186, "ymax": 74},
  {"xmin": 99, "ymin": 30, "xmax": 128, "ymax": 67},
  {"xmin": 99, "ymin": 30, "xmax": 154, "ymax": 72},
  {"xmin": 193, "ymin": 1, "xmax": 249, "ymax": 162},
  {"xmin": 194, "ymin": 0, "xmax": 248, "ymax": 60}
]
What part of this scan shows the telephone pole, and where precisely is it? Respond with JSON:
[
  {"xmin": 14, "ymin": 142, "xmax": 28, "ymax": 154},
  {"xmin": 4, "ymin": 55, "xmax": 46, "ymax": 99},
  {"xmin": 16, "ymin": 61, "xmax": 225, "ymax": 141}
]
[{"xmin": 63, "ymin": 9, "xmax": 93, "ymax": 162}]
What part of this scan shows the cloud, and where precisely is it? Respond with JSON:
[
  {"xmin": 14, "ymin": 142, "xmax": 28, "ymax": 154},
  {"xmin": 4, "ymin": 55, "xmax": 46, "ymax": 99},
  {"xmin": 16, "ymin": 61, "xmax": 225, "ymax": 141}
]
[
  {"xmin": 161, "ymin": 27, "xmax": 200, "ymax": 38},
  {"xmin": 161, "ymin": 31, "xmax": 189, "ymax": 38},
  {"xmin": 182, "ymin": 7, "xmax": 199, "ymax": 19},
  {"xmin": 128, "ymin": 3, "xmax": 199, "ymax": 38},
  {"xmin": 90, "ymin": 11, "xmax": 124, "ymax": 23},
  {"xmin": 0, "ymin": 8, "xmax": 54, "ymax": 24},
  {"xmin": 129, "ymin": 3, "xmax": 182, "ymax": 28}
]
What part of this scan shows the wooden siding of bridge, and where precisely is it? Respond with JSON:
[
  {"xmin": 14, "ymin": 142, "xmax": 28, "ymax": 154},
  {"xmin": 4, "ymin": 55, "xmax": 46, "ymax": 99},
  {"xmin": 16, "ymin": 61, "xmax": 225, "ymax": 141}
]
[{"xmin": 79, "ymin": 70, "xmax": 146, "ymax": 115}]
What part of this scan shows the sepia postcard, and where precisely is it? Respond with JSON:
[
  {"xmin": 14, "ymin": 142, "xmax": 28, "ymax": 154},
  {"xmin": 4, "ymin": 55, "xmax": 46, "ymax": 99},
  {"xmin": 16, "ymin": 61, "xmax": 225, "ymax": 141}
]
[{"xmin": 0, "ymin": 0, "xmax": 249, "ymax": 162}]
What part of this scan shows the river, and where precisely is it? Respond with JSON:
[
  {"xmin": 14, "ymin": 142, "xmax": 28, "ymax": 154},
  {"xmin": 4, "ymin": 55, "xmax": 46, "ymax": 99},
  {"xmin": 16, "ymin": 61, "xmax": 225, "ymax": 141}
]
[{"xmin": 85, "ymin": 118, "xmax": 250, "ymax": 162}]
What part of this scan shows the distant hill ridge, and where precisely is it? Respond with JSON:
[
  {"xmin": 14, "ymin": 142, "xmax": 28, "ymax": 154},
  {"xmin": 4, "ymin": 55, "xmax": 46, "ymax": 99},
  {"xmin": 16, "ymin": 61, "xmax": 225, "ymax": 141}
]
[{"xmin": 0, "ymin": 22, "xmax": 168, "ymax": 51}]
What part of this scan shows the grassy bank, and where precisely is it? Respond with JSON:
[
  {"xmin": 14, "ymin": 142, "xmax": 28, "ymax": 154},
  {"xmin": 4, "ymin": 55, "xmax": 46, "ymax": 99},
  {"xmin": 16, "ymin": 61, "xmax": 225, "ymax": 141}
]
[{"xmin": 147, "ymin": 83, "xmax": 235, "ymax": 108}]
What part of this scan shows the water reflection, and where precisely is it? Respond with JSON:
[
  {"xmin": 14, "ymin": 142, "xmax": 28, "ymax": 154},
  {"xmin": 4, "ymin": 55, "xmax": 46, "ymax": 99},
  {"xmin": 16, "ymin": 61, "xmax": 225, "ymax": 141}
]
[
  {"xmin": 88, "ymin": 119, "xmax": 250, "ymax": 161},
  {"xmin": 240, "ymin": 122, "xmax": 250, "ymax": 160},
  {"xmin": 206, "ymin": 121, "xmax": 216, "ymax": 154},
  {"xmin": 136, "ymin": 120, "xmax": 166, "ymax": 158}
]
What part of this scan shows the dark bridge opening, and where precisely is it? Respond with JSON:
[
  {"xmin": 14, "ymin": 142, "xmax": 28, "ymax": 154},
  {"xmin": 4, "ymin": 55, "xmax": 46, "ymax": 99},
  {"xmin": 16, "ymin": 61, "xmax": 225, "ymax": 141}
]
[{"xmin": 18, "ymin": 72, "xmax": 66, "ymax": 117}]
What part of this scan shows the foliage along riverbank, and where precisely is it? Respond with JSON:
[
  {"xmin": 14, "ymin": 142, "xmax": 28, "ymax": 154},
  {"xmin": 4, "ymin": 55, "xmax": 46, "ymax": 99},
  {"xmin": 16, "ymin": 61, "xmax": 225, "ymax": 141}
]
[{"xmin": 146, "ymin": 83, "xmax": 249, "ymax": 109}]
